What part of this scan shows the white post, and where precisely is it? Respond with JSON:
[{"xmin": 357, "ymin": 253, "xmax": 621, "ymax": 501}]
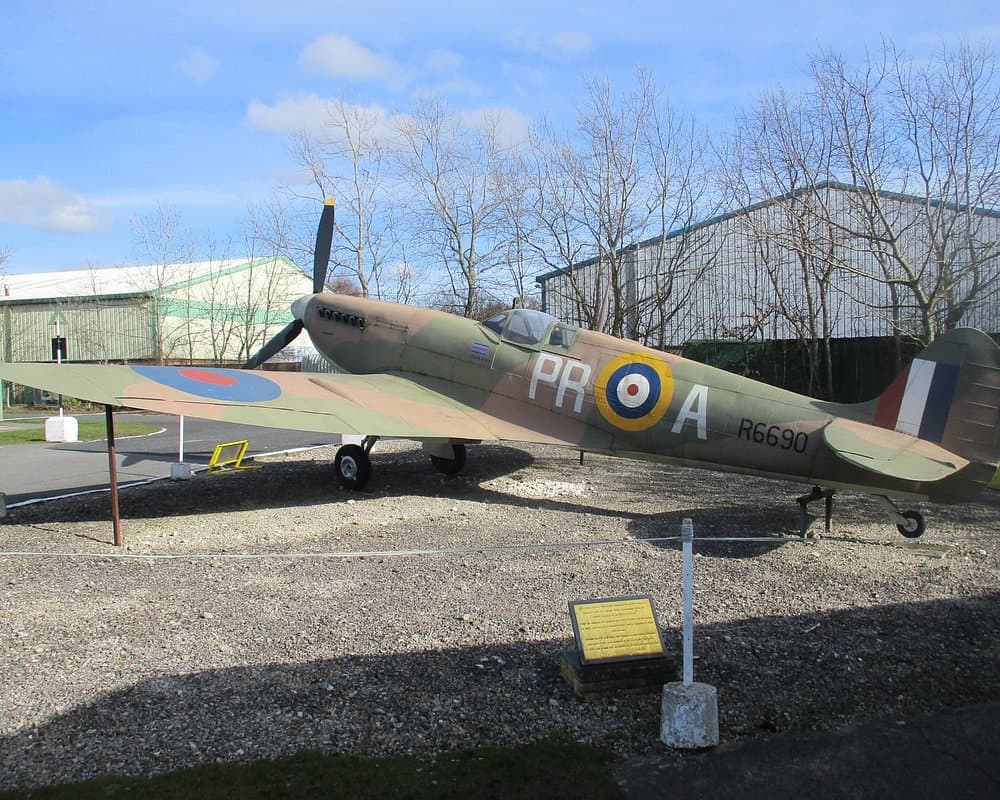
[
  {"xmin": 660, "ymin": 516, "xmax": 719, "ymax": 748},
  {"xmin": 681, "ymin": 517, "xmax": 694, "ymax": 685},
  {"xmin": 170, "ymin": 415, "xmax": 192, "ymax": 480}
]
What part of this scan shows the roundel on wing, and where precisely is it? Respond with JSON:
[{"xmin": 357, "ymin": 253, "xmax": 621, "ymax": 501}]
[
  {"xmin": 595, "ymin": 353, "xmax": 674, "ymax": 431},
  {"xmin": 131, "ymin": 366, "xmax": 282, "ymax": 402}
]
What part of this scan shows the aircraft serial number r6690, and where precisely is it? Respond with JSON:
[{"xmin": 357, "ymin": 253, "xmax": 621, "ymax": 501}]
[{"xmin": 737, "ymin": 418, "xmax": 809, "ymax": 453}]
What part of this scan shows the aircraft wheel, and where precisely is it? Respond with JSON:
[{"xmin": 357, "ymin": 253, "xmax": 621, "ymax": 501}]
[
  {"xmin": 335, "ymin": 444, "xmax": 371, "ymax": 490},
  {"xmin": 430, "ymin": 443, "xmax": 466, "ymax": 475},
  {"xmin": 896, "ymin": 510, "xmax": 925, "ymax": 538}
]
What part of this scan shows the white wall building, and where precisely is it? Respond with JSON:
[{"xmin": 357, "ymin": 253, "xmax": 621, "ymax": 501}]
[{"xmin": 1, "ymin": 257, "xmax": 312, "ymax": 365}]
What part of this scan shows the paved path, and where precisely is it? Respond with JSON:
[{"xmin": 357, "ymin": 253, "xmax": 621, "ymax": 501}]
[
  {"xmin": 616, "ymin": 701, "xmax": 1000, "ymax": 799},
  {"xmin": 0, "ymin": 412, "xmax": 339, "ymax": 504}
]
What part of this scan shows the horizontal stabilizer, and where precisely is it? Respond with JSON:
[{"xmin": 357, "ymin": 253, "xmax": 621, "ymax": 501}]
[{"xmin": 824, "ymin": 417, "xmax": 968, "ymax": 483}]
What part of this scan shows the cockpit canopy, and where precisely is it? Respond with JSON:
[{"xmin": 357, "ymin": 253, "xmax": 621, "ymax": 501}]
[{"xmin": 480, "ymin": 308, "xmax": 579, "ymax": 349}]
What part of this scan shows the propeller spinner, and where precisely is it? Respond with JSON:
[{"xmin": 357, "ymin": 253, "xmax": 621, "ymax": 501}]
[{"xmin": 243, "ymin": 198, "xmax": 335, "ymax": 370}]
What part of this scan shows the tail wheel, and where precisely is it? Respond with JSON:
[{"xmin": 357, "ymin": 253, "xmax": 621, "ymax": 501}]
[
  {"xmin": 896, "ymin": 510, "xmax": 926, "ymax": 539},
  {"xmin": 430, "ymin": 443, "xmax": 466, "ymax": 475},
  {"xmin": 335, "ymin": 444, "xmax": 371, "ymax": 490}
]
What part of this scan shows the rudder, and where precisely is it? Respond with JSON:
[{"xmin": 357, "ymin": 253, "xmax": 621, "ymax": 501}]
[{"xmin": 869, "ymin": 328, "xmax": 1000, "ymax": 467}]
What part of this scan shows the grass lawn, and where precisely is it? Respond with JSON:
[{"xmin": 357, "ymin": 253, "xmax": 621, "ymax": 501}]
[
  {"xmin": 0, "ymin": 741, "xmax": 623, "ymax": 799},
  {"xmin": 0, "ymin": 418, "xmax": 160, "ymax": 446}
]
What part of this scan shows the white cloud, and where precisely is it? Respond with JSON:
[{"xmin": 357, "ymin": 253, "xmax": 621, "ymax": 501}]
[
  {"xmin": 246, "ymin": 93, "xmax": 333, "ymax": 134},
  {"xmin": 458, "ymin": 106, "xmax": 533, "ymax": 146},
  {"xmin": 180, "ymin": 49, "xmax": 217, "ymax": 82},
  {"xmin": 426, "ymin": 48, "xmax": 463, "ymax": 74},
  {"xmin": 508, "ymin": 29, "xmax": 595, "ymax": 60},
  {"xmin": 549, "ymin": 31, "xmax": 594, "ymax": 57},
  {"xmin": 0, "ymin": 177, "xmax": 110, "ymax": 233},
  {"xmin": 299, "ymin": 33, "xmax": 405, "ymax": 87},
  {"xmin": 245, "ymin": 94, "xmax": 408, "ymax": 145}
]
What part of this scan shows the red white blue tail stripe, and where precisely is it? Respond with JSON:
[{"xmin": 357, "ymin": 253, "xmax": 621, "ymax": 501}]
[{"xmin": 873, "ymin": 358, "xmax": 960, "ymax": 443}]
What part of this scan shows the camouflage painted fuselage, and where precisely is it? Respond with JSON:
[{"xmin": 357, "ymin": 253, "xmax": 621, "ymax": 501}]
[{"xmin": 304, "ymin": 294, "xmax": 998, "ymax": 503}]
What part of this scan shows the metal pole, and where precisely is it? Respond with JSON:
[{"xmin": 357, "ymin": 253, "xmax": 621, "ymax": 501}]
[
  {"xmin": 55, "ymin": 318, "xmax": 63, "ymax": 413},
  {"xmin": 681, "ymin": 517, "xmax": 694, "ymax": 685},
  {"xmin": 178, "ymin": 415, "xmax": 185, "ymax": 462},
  {"xmin": 105, "ymin": 404, "xmax": 123, "ymax": 547},
  {"xmin": 0, "ymin": 378, "xmax": 5, "ymax": 423}
]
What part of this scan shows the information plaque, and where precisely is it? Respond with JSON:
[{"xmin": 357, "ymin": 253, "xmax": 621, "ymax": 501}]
[{"xmin": 568, "ymin": 595, "xmax": 666, "ymax": 664}]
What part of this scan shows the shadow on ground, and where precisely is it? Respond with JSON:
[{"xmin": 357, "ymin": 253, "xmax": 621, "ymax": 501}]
[
  {"xmin": 1, "ymin": 445, "xmax": 538, "ymax": 524},
  {"xmin": 2, "ymin": 595, "xmax": 997, "ymax": 791}
]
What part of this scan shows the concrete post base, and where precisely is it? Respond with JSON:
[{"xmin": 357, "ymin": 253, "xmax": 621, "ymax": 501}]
[
  {"xmin": 170, "ymin": 463, "xmax": 193, "ymax": 480},
  {"xmin": 0, "ymin": 492, "xmax": 6, "ymax": 518},
  {"xmin": 660, "ymin": 681, "xmax": 719, "ymax": 749},
  {"xmin": 44, "ymin": 416, "xmax": 78, "ymax": 443}
]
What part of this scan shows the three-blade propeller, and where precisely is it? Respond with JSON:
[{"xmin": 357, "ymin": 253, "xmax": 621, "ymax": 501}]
[{"xmin": 243, "ymin": 198, "xmax": 335, "ymax": 370}]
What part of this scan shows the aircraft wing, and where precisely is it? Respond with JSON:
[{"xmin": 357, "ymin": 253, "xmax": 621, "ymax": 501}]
[
  {"xmin": 0, "ymin": 363, "xmax": 521, "ymax": 442},
  {"xmin": 823, "ymin": 417, "xmax": 969, "ymax": 482}
]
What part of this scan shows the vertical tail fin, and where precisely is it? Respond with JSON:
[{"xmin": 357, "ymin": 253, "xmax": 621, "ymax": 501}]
[{"xmin": 870, "ymin": 328, "xmax": 1000, "ymax": 467}]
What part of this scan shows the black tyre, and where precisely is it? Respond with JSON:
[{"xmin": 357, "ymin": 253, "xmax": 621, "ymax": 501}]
[
  {"xmin": 896, "ymin": 510, "xmax": 925, "ymax": 539},
  {"xmin": 430, "ymin": 443, "xmax": 466, "ymax": 475},
  {"xmin": 335, "ymin": 444, "xmax": 371, "ymax": 490}
]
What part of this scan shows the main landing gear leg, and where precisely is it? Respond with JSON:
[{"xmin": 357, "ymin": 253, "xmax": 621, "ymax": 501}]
[
  {"xmin": 334, "ymin": 436, "xmax": 379, "ymax": 490},
  {"xmin": 876, "ymin": 495, "xmax": 926, "ymax": 539}
]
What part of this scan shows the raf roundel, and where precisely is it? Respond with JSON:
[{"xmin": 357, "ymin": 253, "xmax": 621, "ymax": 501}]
[
  {"xmin": 131, "ymin": 366, "xmax": 282, "ymax": 403},
  {"xmin": 595, "ymin": 353, "xmax": 674, "ymax": 431}
]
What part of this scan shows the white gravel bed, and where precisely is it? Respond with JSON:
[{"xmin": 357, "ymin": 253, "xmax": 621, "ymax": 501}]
[{"xmin": 1, "ymin": 441, "xmax": 998, "ymax": 790}]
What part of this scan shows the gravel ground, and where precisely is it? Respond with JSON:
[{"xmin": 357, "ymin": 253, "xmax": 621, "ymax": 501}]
[{"xmin": 1, "ymin": 440, "xmax": 998, "ymax": 791}]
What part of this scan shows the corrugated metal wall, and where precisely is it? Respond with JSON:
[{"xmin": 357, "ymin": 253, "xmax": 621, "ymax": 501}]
[
  {"xmin": 1, "ymin": 298, "xmax": 156, "ymax": 362},
  {"xmin": 540, "ymin": 185, "xmax": 999, "ymax": 347}
]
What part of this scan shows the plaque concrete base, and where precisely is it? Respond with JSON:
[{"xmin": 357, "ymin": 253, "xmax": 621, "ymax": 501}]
[
  {"xmin": 660, "ymin": 681, "xmax": 719, "ymax": 749},
  {"xmin": 560, "ymin": 647, "xmax": 677, "ymax": 699},
  {"xmin": 170, "ymin": 463, "xmax": 193, "ymax": 480}
]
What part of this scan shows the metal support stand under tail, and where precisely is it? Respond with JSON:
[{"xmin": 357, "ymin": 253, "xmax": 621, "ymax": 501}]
[{"xmin": 796, "ymin": 486, "xmax": 835, "ymax": 537}]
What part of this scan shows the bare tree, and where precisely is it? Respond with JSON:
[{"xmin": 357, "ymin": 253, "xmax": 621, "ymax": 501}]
[
  {"xmin": 129, "ymin": 203, "xmax": 198, "ymax": 363},
  {"xmin": 527, "ymin": 70, "xmax": 716, "ymax": 343},
  {"xmin": 225, "ymin": 225, "xmax": 306, "ymax": 364},
  {"xmin": 292, "ymin": 99, "xmax": 402, "ymax": 298},
  {"xmin": 392, "ymin": 98, "xmax": 510, "ymax": 317},
  {"xmin": 630, "ymin": 91, "xmax": 721, "ymax": 348},
  {"xmin": 1, "ymin": 247, "xmax": 11, "ymax": 374},
  {"xmin": 716, "ymin": 88, "xmax": 844, "ymax": 397},
  {"xmin": 810, "ymin": 41, "xmax": 1000, "ymax": 344},
  {"xmin": 495, "ymin": 149, "xmax": 543, "ymax": 309}
]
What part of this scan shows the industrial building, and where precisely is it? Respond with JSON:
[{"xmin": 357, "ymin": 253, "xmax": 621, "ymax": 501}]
[
  {"xmin": 536, "ymin": 182, "xmax": 1000, "ymax": 349},
  {"xmin": 1, "ymin": 257, "xmax": 312, "ymax": 368}
]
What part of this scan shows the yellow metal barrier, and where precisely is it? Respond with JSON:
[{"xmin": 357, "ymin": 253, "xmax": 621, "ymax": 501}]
[{"xmin": 208, "ymin": 440, "xmax": 250, "ymax": 471}]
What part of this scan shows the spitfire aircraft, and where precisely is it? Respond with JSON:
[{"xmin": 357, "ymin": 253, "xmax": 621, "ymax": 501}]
[{"xmin": 1, "ymin": 200, "xmax": 998, "ymax": 538}]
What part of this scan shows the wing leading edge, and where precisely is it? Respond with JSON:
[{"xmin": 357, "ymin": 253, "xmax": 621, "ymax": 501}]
[{"xmin": 0, "ymin": 363, "xmax": 513, "ymax": 442}]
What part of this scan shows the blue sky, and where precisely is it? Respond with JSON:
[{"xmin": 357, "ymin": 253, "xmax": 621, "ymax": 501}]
[{"xmin": 1, "ymin": 0, "xmax": 996, "ymax": 273}]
